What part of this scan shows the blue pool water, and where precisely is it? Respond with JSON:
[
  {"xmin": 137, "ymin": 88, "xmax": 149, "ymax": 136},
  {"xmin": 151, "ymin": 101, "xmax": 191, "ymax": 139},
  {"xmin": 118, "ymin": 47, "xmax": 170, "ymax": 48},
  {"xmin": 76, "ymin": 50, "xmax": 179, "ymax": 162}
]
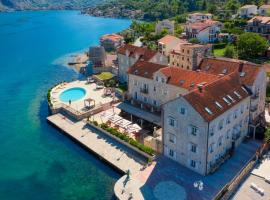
[
  {"xmin": 0, "ymin": 10, "xmax": 130, "ymax": 200},
  {"xmin": 60, "ymin": 87, "xmax": 86, "ymax": 102}
]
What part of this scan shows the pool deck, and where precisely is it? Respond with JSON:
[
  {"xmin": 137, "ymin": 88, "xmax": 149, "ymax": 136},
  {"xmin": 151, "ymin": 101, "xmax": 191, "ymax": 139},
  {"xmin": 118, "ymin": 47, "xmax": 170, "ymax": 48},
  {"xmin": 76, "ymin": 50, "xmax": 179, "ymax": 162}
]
[
  {"xmin": 50, "ymin": 80, "xmax": 114, "ymax": 112},
  {"xmin": 47, "ymin": 113, "xmax": 146, "ymax": 174}
]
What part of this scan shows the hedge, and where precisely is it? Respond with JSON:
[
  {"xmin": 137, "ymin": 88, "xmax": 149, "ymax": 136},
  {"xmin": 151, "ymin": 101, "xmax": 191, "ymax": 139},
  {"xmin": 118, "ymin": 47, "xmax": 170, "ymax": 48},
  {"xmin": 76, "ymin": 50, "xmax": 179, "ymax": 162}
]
[{"xmin": 99, "ymin": 123, "xmax": 154, "ymax": 156}]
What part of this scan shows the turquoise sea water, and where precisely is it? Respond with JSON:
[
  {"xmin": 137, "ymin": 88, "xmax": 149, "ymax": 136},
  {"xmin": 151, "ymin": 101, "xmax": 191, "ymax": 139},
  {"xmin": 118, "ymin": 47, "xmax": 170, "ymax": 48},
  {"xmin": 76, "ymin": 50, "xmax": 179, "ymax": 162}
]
[{"xmin": 0, "ymin": 11, "xmax": 130, "ymax": 200}]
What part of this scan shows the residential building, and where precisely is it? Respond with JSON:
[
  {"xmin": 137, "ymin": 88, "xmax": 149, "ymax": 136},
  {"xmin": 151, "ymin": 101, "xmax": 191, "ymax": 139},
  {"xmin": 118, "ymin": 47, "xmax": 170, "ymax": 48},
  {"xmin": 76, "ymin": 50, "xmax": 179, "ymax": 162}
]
[
  {"xmin": 239, "ymin": 5, "xmax": 257, "ymax": 18},
  {"xmin": 100, "ymin": 33, "xmax": 124, "ymax": 52},
  {"xmin": 259, "ymin": 5, "xmax": 270, "ymax": 16},
  {"xmin": 246, "ymin": 16, "xmax": 270, "ymax": 40},
  {"xmin": 169, "ymin": 43, "xmax": 212, "ymax": 70},
  {"xmin": 198, "ymin": 57, "xmax": 267, "ymax": 137},
  {"xmin": 187, "ymin": 13, "xmax": 213, "ymax": 23},
  {"xmin": 117, "ymin": 44, "xmax": 167, "ymax": 83},
  {"xmin": 124, "ymin": 62, "xmax": 219, "ymax": 126},
  {"xmin": 89, "ymin": 46, "xmax": 106, "ymax": 67},
  {"xmin": 158, "ymin": 35, "xmax": 186, "ymax": 57},
  {"xmin": 185, "ymin": 20, "xmax": 222, "ymax": 43},
  {"xmin": 163, "ymin": 73, "xmax": 250, "ymax": 175},
  {"xmin": 155, "ymin": 20, "xmax": 175, "ymax": 35}
]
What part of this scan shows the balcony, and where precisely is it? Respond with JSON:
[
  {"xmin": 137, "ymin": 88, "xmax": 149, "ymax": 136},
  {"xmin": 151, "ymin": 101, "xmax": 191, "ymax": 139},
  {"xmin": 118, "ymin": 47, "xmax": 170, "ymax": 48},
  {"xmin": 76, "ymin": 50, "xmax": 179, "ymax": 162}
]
[{"xmin": 140, "ymin": 88, "xmax": 149, "ymax": 94}]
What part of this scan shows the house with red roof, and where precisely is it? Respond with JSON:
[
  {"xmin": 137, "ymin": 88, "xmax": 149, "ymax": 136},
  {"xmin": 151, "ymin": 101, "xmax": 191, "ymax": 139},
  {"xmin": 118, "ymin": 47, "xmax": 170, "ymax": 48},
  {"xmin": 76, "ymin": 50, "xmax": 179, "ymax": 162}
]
[
  {"xmin": 117, "ymin": 44, "xmax": 167, "ymax": 83},
  {"xmin": 100, "ymin": 33, "xmax": 124, "ymax": 52},
  {"xmin": 246, "ymin": 16, "xmax": 270, "ymax": 40},
  {"xmin": 185, "ymin": 20, "xmax": 222, "ymax": 43},
  {"xmin": 117, "ymin": 57, "xmax": 266, "ymax": 175}
]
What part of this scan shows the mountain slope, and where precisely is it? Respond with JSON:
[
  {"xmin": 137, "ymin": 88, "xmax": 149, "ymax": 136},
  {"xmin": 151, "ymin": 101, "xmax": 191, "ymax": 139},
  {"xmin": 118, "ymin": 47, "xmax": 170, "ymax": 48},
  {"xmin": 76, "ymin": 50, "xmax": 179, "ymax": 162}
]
[{"xmin": 0, "ymin": 0, "xmax": 104, "ymax": 11}]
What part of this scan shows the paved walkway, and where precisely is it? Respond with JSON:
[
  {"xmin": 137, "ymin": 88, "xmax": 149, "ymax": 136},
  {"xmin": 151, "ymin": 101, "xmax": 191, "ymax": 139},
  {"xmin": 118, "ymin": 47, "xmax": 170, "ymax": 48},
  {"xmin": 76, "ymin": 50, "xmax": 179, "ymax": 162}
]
[
  {"xmin": 47, "ymin": 113, "xmax": 145, "ymax": 174},
  {"xmin": 114, "ymin": 140, "xmax": 261, "ymax": 200}
]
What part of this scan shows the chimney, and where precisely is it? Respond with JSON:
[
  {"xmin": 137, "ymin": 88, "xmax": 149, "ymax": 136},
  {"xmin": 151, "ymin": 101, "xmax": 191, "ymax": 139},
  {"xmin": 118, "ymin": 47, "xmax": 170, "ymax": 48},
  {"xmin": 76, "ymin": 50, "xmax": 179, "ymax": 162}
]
[
  {"xmin": 197, "ymin": 84, "xmax": 203, "ymax": 93},
  {"xmin": 239, "ymin": 62, "xmax": 244, "ymax": 72}
]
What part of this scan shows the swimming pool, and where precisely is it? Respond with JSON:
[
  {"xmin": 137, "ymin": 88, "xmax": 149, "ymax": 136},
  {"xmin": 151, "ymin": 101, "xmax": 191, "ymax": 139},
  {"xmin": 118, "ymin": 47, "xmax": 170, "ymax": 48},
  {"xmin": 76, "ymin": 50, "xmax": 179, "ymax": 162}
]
[{"xmin": 60, "ymin": 87, "xmax": 86, "ymax": 102}]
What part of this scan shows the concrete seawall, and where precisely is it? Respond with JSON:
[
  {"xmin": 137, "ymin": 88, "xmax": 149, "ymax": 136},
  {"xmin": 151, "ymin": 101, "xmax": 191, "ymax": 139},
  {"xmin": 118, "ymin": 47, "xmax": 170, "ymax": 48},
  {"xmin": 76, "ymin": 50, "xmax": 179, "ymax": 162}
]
[{"xmin": 47, "ymin": 113, "xmax": 145, "ymax": 175}]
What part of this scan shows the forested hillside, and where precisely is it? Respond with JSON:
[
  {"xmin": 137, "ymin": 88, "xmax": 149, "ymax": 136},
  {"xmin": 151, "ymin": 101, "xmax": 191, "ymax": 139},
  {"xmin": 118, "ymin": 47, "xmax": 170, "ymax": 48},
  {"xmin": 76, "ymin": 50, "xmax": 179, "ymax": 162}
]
[
  {"xmin": 83, "ymin": 0, "xmax": 269, "ymax": 21},
  {"xmin": 0, "ymin": 0, "xmax": 104, "ymax": 11}
]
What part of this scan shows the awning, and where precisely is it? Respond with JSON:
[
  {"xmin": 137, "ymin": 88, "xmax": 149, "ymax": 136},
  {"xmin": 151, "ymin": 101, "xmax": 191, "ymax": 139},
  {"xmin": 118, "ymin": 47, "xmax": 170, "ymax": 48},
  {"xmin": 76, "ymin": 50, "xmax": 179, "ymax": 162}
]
[{"xmin": 117, "ymin": 102, "xmax": 161, "ymax": 126}]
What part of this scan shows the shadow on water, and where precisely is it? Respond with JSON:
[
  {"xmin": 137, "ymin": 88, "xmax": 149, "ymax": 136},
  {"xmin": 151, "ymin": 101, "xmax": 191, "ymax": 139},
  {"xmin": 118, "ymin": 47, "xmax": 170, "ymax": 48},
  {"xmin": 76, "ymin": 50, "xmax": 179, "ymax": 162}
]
[{"xmin": 0, "ymin": 173, "xmax": 59, "ymax": 200}]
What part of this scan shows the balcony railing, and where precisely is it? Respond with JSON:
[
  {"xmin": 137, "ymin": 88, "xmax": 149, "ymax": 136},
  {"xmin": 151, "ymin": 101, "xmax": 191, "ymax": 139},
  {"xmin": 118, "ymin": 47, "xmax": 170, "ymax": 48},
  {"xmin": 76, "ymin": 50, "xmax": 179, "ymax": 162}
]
[
  {"xmin": 251, "ymin": 93, "xmax": 259, "ymax": 100},
  {"xmin": 140, "ymin": 88, "xmax": 149, "ymax": 94},
  {"xmin": 125, "ymin": 98, "xmax": 161, "ymax": 115}
]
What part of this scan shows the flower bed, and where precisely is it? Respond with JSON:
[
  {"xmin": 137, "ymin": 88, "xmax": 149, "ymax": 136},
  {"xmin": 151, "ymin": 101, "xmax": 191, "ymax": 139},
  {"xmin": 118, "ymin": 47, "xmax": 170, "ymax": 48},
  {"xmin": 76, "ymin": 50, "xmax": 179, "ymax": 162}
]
[{"xmin": 96, "ymin": 122, "xmax": 154, "ymax": 156}]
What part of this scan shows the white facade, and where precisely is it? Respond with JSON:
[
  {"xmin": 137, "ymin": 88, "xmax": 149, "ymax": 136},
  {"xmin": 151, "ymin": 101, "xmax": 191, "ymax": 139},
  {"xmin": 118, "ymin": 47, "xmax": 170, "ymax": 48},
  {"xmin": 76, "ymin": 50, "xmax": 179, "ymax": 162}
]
[
  {"xmin": 239, "ymin": 5, "xmax": 257, "ymax": 18},
  {"xmin": 117, "ymin": 50, "xmax": 167, "ymax": 83},
  {"xmin": 187, "ymin": 13, "xmax": 213, "ymax": 23},
  {"xmin": 185, "ymin": 22, "xmax": 222, "ymax": 43},
  {"xmin": 163, "ymin": 95, "xmax": 250, "ymax": 175},
  {"xmin": 158, "ymin": 35, "xmax": 184, "ymax": 57},
  {"xmin": 259, "ymin": 5, "xmax": 270, "ymax": 16}
]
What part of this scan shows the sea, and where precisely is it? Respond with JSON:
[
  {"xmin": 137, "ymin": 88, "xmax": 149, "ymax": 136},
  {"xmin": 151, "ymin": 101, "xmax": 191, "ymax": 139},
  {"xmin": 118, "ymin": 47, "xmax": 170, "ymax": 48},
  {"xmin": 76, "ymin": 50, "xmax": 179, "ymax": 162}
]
[{"xmin": 0, "ymin": 10, "xmax": 130, "ymax": 200}]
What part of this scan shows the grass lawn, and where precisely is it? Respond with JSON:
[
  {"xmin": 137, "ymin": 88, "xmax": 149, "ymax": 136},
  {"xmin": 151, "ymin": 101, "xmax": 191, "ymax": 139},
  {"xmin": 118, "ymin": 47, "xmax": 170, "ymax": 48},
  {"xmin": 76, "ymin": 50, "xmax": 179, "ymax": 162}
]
[
  {"xmin": 95, "ymin": 72, "xmax": 114, "ymax": 81},
  {"xmin": 213, "ymin": 48, "xmax": 226, "ymax": 57}
]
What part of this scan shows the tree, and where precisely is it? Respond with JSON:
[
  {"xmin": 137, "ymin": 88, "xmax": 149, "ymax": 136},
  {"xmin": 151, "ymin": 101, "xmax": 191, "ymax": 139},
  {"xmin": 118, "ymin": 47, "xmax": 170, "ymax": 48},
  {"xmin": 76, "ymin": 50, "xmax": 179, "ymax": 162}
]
[
  {"xmin": 224, "ymin": 45, "xmax": 237, "ymax": 58},
  {"xmin": 189, "ymin": 38, "xmax": 200, "ymax": 44},
  {"xmin": 264, "ymin": 128, "xmax": 270, "ymax": 143},
  {"xmin": 237, "ymin": 32, "xmax": 269, "ymax": 59}
]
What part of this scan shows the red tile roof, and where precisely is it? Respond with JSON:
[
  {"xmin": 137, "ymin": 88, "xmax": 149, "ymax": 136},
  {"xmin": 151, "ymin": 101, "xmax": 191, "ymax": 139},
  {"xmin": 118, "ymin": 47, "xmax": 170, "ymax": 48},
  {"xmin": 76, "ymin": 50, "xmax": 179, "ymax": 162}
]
[
  {"xmin": 186, "ymin": 20, "xmax": 220, "ymax": 32},
  {"xmin": 100, "ymin": 34, "xmax": 123, "ymax": 42},
  {"xmin": 159, "ymin": 67, "xmax": 219, "ymax": 90},
  {"xmin": 128, "ymin": 61, "xmax": 167, "ymax": 79},
  {"xmin": 183, "ymin": 73, "xmax": 250, "ymax": 122},
  {"xmin": 117, "ymin": 44, "xmax": 157, "ymax": 61},
  {"xmin": 158, "ymin": 35, "xmax": 183, "ymax": 44},
  {"xmin": 247, "ymin": 16, "xmax": 270, "ymax": 24},
  {"xmin": 199, "ymin": 57, "xmax": 261, "ymax": 86}
]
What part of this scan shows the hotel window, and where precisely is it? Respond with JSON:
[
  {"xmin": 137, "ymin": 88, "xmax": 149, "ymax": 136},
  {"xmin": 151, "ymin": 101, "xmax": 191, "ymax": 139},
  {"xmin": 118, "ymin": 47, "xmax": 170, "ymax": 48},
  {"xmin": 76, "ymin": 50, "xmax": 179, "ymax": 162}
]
[
  {"xmin": 168, "ymin": 117, "xmax": 176, "ymax": 127},
  {"xmin": 209, "ymin": 143, "xmax": 214, "ymax": 153},
  {"xmin": 190, "ymin": 160, "xmax": 196, "ymax": 168},
  {"xmin": 153, "ymin": 86, "xmax": 156, "ymax": 92},
  {"xmin": 169, "ymin": 149, "xmax": 175, "ymax": 157},
  {"xmin": 189, "ymin": 125, "xmax": 198, "ymax": 136},
  {"xmin": 241, "ymin": 105, "xmax": 244, "ymax": 114},
  {"xmin": 226, "ymin": 114, "xmax": 231, "ymax": 124},
  {"xmin": 169, "ymin": 133, "xmax": 176, "ymax": 144},
  {"xmin": 153, "ymin": 100, "xmax": 157, "ymax": 106},
  {"xmin": 134, "ymin": 80, "xmax": 138, "ymax": 86},
  {"xmin": 234, "ymin": 110, "xmax": 238, "ymax": 119},
  {"xmin": 179, "ymin": 107, "xmax": 186, "ymax": 115},
  {"xmin": 156, "ymin": 76, "xmax": 158, "ymax": 81},
  {"xmin": 218, "ymin": 120, "xmax": 224, "ymax": 130},
  {"xmin": 226, "ymin": 129, "xmax": 230, "ymax": 139},
  {"xmin": 209, "ymin": 126, "xmax": 215, "ymax": 136},
  {"xmin": 245, "ymin": 116, "xmax": 249, "ymax": 123},
  {"xmin": 218, "ymin": 136, "xmax": 223, "ymax": 146},
  {"xmin": 161, "ymin": 78, "xmax": 165, "ymax": 83},
  {"xmin": 134, "ymin": 92, "xmax": 138, "ymax": 100},
  {"xmin": 144, "ymin": 97, "xmax": 147, "ymax": 103},
  {"xmin": 190, "ymin": 143, "xmax": 197, "ymax": 153}
]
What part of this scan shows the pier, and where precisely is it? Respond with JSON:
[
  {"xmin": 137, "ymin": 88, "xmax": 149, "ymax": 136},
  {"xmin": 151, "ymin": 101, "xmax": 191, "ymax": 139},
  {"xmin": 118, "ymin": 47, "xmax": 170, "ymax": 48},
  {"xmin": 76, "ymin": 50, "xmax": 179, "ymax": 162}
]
[{"xmin": 47, "ymin": 113, "xmax": 146, "ymax": 174}]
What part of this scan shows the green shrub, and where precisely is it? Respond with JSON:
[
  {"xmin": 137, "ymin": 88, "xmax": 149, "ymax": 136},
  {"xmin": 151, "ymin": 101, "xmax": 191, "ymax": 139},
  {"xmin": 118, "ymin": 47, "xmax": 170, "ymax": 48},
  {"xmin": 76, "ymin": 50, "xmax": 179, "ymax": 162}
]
[
  {"xmin": 98, "ymin": 123, "xmax": 154, "ymax": 156},
  {"xmin": 93, "ymin": 121, "xmax": 98, "ymax": 126}
]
